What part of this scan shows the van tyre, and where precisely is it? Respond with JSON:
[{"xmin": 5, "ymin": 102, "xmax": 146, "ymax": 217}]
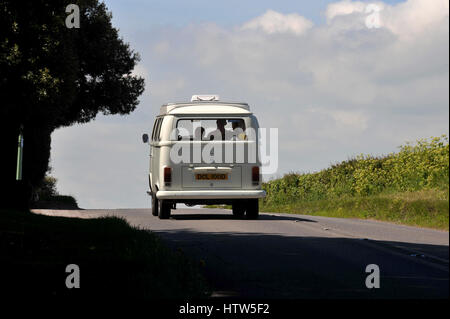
[
  {"xmin": 151, "ymin": 193, "xmax": 158, "ymax": 216},
  {"xmin": 158, "ymin": 200, "xmax": 171, "ymax": 219},
  {"xmin": 232, "ymin": 202, "xmax": 245, "ymax": 218},
  {"xmin": 245, "ymin": 199, "xmax": 259, "ymax": 219}
]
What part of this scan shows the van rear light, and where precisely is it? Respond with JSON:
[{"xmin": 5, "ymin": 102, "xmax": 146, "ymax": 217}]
[
  {"xmin": 252, "ymin": 166, "xmax": 260, "ymax": 185},
  {"xmin": 164, "ymin": 167, "xmax": 172, "ymax": 185}
]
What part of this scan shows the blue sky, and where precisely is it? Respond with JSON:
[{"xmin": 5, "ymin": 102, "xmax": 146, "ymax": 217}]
[
  {"xmin": 50, "ymin": 0, "xmax": 449, "ymax": 208},
  {"xmin": 105, "ymin": 0, "xmax": 336, "ymax": 28},
  {"xmin": 104, "ymin": 0, "xmax": 404, "ymax": 28}
]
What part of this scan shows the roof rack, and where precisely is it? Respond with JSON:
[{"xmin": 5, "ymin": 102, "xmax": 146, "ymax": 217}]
[{"xmin": 191, "ymin": 94, "xmax": 220, "ymax": 102}]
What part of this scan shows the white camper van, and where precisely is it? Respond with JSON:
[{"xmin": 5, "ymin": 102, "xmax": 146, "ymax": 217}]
[{"xmin": 142, "ymin": 95, "xmax": 266, "ymax": 219}]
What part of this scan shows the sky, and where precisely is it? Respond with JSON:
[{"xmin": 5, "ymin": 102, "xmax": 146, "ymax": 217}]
[{"xmin": 50, "ymin": 0, "xmax": 449, "ymax": 208}]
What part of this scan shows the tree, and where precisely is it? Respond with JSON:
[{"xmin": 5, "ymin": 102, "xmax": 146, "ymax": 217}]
[{"xmin": 0, "ymin": 0, "xmax": 145, "ymax": 208}]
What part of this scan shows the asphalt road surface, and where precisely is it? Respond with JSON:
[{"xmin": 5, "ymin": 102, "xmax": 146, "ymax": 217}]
[{"xmin": 33, "ymin": 208, "xmax": 449, "ymax": 299}]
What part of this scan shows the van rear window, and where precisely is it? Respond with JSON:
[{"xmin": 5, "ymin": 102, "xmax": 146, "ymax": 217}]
[{"xmin": 176, "ymin": 119, "xmax": 246, "ymax": 141}]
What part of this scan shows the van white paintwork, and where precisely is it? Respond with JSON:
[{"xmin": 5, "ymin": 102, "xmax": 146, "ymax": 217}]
[{"xmin": 142, "ymin": 97, "xmax": 266, "ymax": 219}]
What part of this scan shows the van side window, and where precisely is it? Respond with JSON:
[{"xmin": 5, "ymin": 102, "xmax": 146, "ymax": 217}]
[
  {"xmin": 151, "ymin": 119, "xmax": 158, "ymax": 141},
  {"xmin": 155, "ymin": 117, "xmax": 163, "ymax": 141},
  {"xmin": 152, "ymin": 118, "xmax": 161, "ymax": 141}
]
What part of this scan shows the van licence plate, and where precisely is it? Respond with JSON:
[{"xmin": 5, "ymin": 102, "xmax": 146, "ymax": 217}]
[{"xmin": 195, "ymin": 173, "xmax": 228, "ymax": 180}]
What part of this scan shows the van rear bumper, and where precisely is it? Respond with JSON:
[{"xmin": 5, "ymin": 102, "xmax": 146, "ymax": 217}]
[{"xmin": 156, "ymin": 190, "xmax": 266, "ymax": 200}]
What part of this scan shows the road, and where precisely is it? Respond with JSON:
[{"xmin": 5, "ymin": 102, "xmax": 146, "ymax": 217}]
[{"xmin": 33, "ymin": 208, "xmax": 449, "ymax": 298}]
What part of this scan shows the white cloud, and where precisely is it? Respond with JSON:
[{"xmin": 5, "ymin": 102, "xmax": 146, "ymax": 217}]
[
  {"xmin": 241, "ymin": 10, "xmax": 313, "ymax": 35},
  {"xmin": 325, "ymin": 0, "xmax": 367, "ymax": 22},
  {"xmin": 325, "ymin": 0, "xmax": 449, "ymax": 39},
  {"xmin": 382, "ymin": 0, "xmax": 449, "ymax": 39},
  {"xmin": 330, "ymin": 110, "xmax": 368, "ymax": 131}
]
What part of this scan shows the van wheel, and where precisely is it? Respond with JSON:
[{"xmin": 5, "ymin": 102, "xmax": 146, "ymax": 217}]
[
  {"xmin": 158, "ymin": 200, "xmax": 171, "ymax": 219},
  {"xmin": 245, "ymin": 199, "xmax": 259, "ymax": 219},
  {"xmin": 151, "ymin": 193, "xmax": 158, "ymax": 216},
  {"xmin": 232, "ymin": 202, "xmax": 245, "ymax": 218}
]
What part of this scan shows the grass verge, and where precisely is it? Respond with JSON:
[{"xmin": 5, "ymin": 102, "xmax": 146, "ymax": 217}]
[
  {"xmin": 0, "ymin": 209, "xmax": 211, "ymax": 299},
  {"xmin": 260, "ymin": 189, "xmax": 449, "ymax": 230}
]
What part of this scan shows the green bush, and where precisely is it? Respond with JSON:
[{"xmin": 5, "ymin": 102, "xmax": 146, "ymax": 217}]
[
  {"xmin": 262, "ymin": 135, "xmax": 449, "ymax": 206},
  {"xmin": 35, "ymin": 175, "xmax": 58, "ymax": 200},
  {"xmin": 32, "ymin": 174, "xmax": 78, "ymax": 209}
]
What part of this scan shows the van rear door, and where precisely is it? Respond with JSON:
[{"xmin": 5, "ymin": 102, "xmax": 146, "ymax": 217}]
[{"xmin": 174, "ymin": 117, "xmax": 256, "ymax": 190}]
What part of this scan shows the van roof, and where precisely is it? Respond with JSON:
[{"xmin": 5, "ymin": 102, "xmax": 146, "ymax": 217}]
[{"xmin": 159, "ymin": 101, "xmax": 252, "ymax": 115}]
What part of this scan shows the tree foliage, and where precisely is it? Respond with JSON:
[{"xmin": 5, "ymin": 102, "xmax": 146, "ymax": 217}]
[{"xmin": 0, "ymin": 0, "xmax": 145, "ymax": 207}]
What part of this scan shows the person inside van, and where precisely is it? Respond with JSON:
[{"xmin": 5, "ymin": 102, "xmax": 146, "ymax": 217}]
[
  {"xmin": 194, "ymin": 126, "xmax": 205, "ymax": 140},
  {"xmin": 231, "ymin": 120, "xmax": 247, "ymax": 140},
  {"xmin": 207, "ymin": 119, "xmax": 230, "ymax": 141}
]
